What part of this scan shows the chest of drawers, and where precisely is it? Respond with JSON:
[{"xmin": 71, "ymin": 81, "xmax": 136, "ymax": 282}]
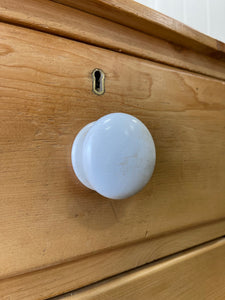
[{"xmin": 0, "ymin": 1, "xmax": 225, "ymax": 299}]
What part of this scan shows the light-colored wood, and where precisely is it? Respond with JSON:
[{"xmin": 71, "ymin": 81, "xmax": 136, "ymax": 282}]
[
  {"xmin": 0, "ymin": 22, "xmax": 225, "ymax": 296},
  {"xmin": 53, "ymin": 0, "xmax": 225, "ymax": 55},
  {"xmin": 1, "ymin": 21, "xmax": 225, "ymax": 276},
  {"xmin": 0, "ymin": 0, "xmax": 225, "ymax": 80},
  {"xmin": 0, "ymin": 221, "xmax": 225, "ymax": 300},
  {"xmin": 55, "ymin": 238, "xmax": 225, "ymax": 300}
]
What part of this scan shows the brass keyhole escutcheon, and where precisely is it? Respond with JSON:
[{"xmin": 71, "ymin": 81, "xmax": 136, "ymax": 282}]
[{"xmin": 92, "ymin": 69, "xmax": 105, "ymax": 95}]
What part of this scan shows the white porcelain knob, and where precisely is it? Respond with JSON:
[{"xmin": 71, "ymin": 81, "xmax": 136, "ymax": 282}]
[{"xmin": 71, "ymin": 113, "xmax": 156, "ymax": 199}]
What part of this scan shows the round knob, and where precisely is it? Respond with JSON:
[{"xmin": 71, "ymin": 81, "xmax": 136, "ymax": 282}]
[{"xmin": 71, "ymin": 113, "xmax": 156, "ymax": 199}]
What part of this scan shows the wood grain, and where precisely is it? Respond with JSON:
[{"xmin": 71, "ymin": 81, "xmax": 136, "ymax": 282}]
[
  {"xmin": 58, "ymin": 237, "xmax": 225, "ymax": 300},
  {"xmin": 0, "ymin": 22, "xmax": 225, "ymax": 293},
  {"xmin": 0, "ymin": 0, "xmax": 225, "ymax": 80},
  {"xmin": 0, "ymin": 220, "xmax": 225, "ymax": 300},
  {"xmin": 53, "ymin": 0, "xmax": 225, "ymax": 56}
]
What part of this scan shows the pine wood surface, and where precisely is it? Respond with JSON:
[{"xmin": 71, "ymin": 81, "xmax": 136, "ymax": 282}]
[
  {"xmin": 53, "ymin": 0, "xmax": 225, "ymax": 55},
  {"xmin": 1, "ymin": 21, "xmax": 225, "ymax": 278},
  {"xmin": 0, "ymin": 221, "xmax": 224, "ymax": 300},
  {"xmin": 0, "ymin": 0, "xmax": 225, "ymax": 80},
  {"xmin": 58, "ymin": 238, "xmax": 225, "ymax": 300},
  {"xmin": 0, "ymin": 21, "xmax": 225, "ymax": 299}
]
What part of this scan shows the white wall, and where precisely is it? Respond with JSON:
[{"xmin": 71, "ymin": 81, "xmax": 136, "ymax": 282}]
[{"xmin": 135, "ymin": 0, "xmax": 225, "ymax": 43}]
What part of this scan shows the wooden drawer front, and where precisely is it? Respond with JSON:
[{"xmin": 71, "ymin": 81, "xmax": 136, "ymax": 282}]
[
  {"xmin": 60, "ymin": 238, "xmax": 225, "ymax": 300},
  {"xmin": 0, "ymin": 21, "xmax": 225, "ymax": 290}
]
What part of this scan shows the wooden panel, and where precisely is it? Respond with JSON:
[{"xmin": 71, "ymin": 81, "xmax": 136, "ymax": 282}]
[
  {"xmin": 0, "ymin": 0, "xmax": 225, "ymax": 80},
  {"xmin": 53, "ymin": 0, "xmax": 225, "ymax": 56},
  {"xmin": 0, "ymin": 220, "xmax": 224, "ymax": 300},
  {"xmin": 58, "ymin": 238, "xmax": 225, "ymax": 300},
  {"xmin": 0, "ymin": 22, "xmax": 225, "ymax": 290}
]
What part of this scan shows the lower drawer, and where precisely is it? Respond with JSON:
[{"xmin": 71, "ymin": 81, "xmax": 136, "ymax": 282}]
[{"xmin": 57, "ymin": 238, "xmax": 225, "ymax": 300}]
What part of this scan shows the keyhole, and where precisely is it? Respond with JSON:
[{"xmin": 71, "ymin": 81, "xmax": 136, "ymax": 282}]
[
  {"xmin": 95, "ymin": 70, "xmax": 101, "ymax": 90},
  {"xmin": 92, "ymin": 69, "xmax": 105, "ymax": 95}
]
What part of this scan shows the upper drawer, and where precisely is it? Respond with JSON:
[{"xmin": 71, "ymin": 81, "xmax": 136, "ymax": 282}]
[{"xmin": 0, "ymin": 22, "xmax": 225, "ymax": 297}]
